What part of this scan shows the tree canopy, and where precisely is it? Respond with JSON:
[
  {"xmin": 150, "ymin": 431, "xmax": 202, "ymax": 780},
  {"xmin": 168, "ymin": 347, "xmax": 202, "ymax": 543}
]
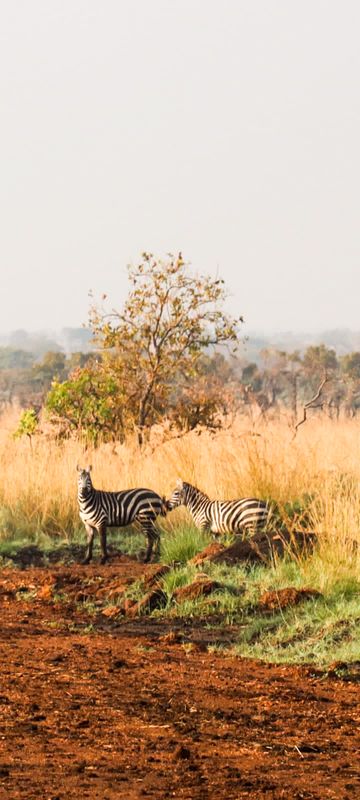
[{"xmin": 46, "ymin": 253, "xmax": 244, "ymax": 444}]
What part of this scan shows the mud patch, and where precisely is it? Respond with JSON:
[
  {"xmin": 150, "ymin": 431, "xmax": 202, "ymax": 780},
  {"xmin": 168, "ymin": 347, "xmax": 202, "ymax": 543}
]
[
  {"xmin": 0, "ymin": 560, "xmax": 359, "ymax": 800},
  {"xmin": 258, "ymin": 586, "xmax": 322, "ymax": 611},
  {"xmin": 209, "ymin": 529, "xmax": 317, "ymax": 565}
]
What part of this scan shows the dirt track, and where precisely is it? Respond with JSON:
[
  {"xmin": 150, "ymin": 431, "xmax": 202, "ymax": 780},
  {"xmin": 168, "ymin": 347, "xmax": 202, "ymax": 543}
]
[{"xmin": 1, "ymin": 557, "xmax": 359, "ymax": 799}]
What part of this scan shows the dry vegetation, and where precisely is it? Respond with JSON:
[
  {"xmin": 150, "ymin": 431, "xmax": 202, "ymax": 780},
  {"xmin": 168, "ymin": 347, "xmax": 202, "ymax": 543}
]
[
  {"xmin": 1, "ymin": 408, "xmax": 360, "ymax": 575},
  {"xmin": 1, "ymin": 407, "xmax": 360, "ymax": 668}
]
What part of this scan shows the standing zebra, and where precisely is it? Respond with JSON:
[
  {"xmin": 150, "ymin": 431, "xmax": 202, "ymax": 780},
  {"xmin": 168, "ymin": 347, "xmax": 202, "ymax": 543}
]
[
  {"xmin": 166, "ymin": 479, "xmax": 270, "ymax": 537},
  {"xmin": 77, "ymin": 466, "xmax": 167, "ymax": 564}
]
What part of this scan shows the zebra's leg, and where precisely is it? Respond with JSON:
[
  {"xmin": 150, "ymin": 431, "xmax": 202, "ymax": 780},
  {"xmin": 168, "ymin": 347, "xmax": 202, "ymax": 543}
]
[
  {"xmin": 153, "ymin": 527, "xmax": 161, "ymax": 559},
  {"xmin": 139, "ymin": 518, "xmax": 160, "ymax": 563},
  {"xmin": 83, "ymin": 524, "xmax": 96, "ymax": 564},
  {"xmin": 98, "ymin": 523, "xmax": 108, "ymax": 564}
]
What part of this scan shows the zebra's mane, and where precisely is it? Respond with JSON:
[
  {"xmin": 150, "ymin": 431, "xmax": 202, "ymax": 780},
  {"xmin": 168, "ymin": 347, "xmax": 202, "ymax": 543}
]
[{"xmin": 184, "ymin": 482, "xmax": 211, "ymax": 502}]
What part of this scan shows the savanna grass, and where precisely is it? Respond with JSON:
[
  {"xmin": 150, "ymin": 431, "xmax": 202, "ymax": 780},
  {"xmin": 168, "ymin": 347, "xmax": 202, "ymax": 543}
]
[
  {"xmin": 1, "ymin": 407, "xmax": 360, "ymax": 580},
  {"xmin": 2, "ymin": 406, "xmax": 360, "ymax": 662}
]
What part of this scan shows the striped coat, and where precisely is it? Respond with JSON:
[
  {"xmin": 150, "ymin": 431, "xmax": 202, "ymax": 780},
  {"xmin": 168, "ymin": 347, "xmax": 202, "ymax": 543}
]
[
  {"xmin": 77, "ymin": 466, "xmax": 167, "ymax": 563},
  {"xmin": 166, "ymin": 480, "xmax": 270, "ymax": 537}
]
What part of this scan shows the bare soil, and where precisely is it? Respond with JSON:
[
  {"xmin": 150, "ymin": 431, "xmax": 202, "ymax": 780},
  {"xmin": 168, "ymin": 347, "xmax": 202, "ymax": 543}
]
[{"xmin": 1, "ymin": 555, "xmax": 359, "ymax": 799}]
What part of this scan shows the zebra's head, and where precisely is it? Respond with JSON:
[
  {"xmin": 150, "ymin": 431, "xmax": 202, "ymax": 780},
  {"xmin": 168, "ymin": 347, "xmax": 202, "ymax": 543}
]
[
  {"xmin": 76, "ymin": 465, "xmax": 93, "ymax": 495},
  {"xmin": 166, "ymin": 479, "xmax": 188, "ymax": 510}
]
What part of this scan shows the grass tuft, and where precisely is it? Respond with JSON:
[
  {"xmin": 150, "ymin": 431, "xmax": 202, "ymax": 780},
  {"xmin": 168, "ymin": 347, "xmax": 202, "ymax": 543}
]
[{"xmin": 160, "ymin": 524, "xmax": 209, "ymax": 565}]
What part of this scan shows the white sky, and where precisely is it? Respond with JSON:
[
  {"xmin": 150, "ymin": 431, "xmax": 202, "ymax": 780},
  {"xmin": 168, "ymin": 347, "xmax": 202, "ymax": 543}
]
[{"xmin": 1, "ymin": 0, "xmax": 359, "ymax": 334}]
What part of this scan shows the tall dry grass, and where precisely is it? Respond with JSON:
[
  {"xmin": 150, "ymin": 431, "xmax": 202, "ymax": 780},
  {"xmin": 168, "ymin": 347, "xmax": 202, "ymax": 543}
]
[{"xmin": 1, "ymin": 407, "xmax": 360, "ymax": 586}]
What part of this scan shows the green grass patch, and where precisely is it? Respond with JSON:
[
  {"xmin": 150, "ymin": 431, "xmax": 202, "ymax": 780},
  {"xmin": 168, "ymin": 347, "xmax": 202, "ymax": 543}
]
[
  {"xmin": 160, "ymin": 524, "xmax": 210, "ymax": 565},
  {"xmin": 0, "ymin": 502, "xmax": 80, "ymax": 543},
  {"xmin": 1, "ymin": 507, "xmax": 360, "ymax": 666},
  {"xmin": 151, "ymin": 528, "xmax": 360, "ymax": 665},
  {"xmin": 234, "ymin": 593, "xmax": 360, "ymax": 665}
]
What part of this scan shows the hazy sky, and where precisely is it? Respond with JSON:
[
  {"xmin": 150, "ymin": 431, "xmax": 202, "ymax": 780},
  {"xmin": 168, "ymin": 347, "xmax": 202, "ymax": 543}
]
[{"xmin": 1, "ymin": 1, "xmax": 359, "ymax": 334}]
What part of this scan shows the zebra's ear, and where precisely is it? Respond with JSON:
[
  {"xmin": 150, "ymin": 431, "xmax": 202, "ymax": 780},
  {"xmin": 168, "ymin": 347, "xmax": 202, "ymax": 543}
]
[
  {"xmin": 176, "ymin": 478, "xmax": 183, "ymax": 488},
  {"xmin": 76, "ymin": 464, "xmax": 81, "ymax": 472},
  {"xmin": 87, "ymin": 464, "xmax": 92, "ymax": 472}
]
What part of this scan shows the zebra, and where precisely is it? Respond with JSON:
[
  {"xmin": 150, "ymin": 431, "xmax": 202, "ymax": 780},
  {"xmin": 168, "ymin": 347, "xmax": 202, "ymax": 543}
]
[
  {"xmin": 166, "ymin": 479, "xmax": 270, "ymax": 537},
  {"xmin": 77, "ymin": 465, "xmax": 167, "ymax": 564}
]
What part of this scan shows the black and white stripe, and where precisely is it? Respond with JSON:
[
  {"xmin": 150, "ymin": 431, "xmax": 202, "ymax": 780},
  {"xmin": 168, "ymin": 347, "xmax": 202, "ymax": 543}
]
[
  {"xmin": 77, "ymin": 465, "xmax": 167, "ymax": 563},
  {"xmin": 166, "ymin": 480, "xmax": 270, "ymax": 537}
]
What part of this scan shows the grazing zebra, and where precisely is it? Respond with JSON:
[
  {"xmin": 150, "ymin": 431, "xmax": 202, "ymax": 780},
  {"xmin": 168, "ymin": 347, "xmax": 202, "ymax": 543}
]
[
  {"xmin": 166, "ymin": 480, "xmax": 270, "ymax": 537},
  {"xmin": 77, "ymin": 465, "xmax": 167, "ymax": 564}
]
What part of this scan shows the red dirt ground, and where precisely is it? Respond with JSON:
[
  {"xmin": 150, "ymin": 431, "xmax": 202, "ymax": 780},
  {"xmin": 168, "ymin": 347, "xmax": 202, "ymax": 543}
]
[{"xmin": 0, "ymin": 556, "xmax": 359, "ymax": 799}]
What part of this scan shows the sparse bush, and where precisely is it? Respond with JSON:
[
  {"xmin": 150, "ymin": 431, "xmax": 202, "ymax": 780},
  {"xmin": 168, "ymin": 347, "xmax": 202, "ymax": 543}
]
[{"xmin": 13, "ymin": 408, "xmax": 39, "ymax": 447}]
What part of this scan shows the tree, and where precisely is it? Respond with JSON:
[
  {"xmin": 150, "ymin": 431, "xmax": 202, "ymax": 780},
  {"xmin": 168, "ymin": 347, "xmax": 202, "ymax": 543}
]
[
  {"xmin": 46, "ymin": 253, "xmax": 243, "ymax": 444},
  {"xmin": 31, "ymin": 351, "xmax": 66, "ymax": 387},
  {"xmin": 261, "ymin": 349, "xmax": 303, "ymax": 421},
  {"xmin": 300, "ymin": 344, "xmax": 338, "ymax": 410},
  {"xmin": 66, "ymin": 351, "xmax": 95, "ymax": 372},
  {"xmin": 13, "ymin": 408, "xmax": 39, "ymax": 449},
  {"xmin": 241, "ymin": 362, "xmax": 263, "ymax": 393},
  {"xmin": 165, "ymin": 353, "xmax": 239, "ymax": 435},
  {"xmin": 302, "ymin": 345, "xmax": 338, "ymax": 376},
  {"xmin": 0, "ymin": 347, "xmax": 35, "ymax": 370},
  {"xmin": 341, "ymin": 352, "xmax": 360, "ymax": 381},
  {"xmin": 339, "ymin": 352, "xmax": 360, "ymax": 417},
  {"xmin": 46, "ymin": 365, "xmax": 124, "ymax": 444}
]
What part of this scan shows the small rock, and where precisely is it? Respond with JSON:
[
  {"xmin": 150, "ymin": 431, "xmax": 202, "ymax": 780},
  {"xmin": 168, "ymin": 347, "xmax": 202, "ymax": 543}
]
[{"xmin": 48, "ymin": 654, "xmax": 65, "ymax": 665}]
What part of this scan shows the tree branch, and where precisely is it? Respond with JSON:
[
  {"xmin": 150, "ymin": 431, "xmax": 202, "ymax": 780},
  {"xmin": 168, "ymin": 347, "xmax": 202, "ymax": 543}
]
[{"xmin": 291, "ymin": 375, "xmax": 329, "ymax": 441}]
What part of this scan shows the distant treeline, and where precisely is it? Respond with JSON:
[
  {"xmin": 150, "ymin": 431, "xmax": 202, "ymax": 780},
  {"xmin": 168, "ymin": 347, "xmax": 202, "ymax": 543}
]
[
  {"xmin": 0, "ymin": 349, "xmax": 94, "ymax": 409},
  {"xmin": 2, "ymin": 326, "xmax": 360, "ymax": 362},
  {"xmin": 0, "ymin": 328, "xmax": 93, "ymax": 357},
  {"xmin": 1, "ymin": 343, "xmax": 360, "ymax": 421}
]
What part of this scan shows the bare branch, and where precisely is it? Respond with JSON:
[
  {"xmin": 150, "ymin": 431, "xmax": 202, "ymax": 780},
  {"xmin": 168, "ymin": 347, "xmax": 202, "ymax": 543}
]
[{"xmin": 292, "ymin": 375, "xmax": 329, "ymax": 441}]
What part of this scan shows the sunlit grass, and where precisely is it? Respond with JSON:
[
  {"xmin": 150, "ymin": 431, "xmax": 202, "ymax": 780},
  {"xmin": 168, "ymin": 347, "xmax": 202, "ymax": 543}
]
[
  {"xmin": 153, "ymin": 554, "xmax": 360, "ymax": 664},
  {"xmin": 1, "ymin": 406, "xmax": 360, "ymax": 664},
  {"xmin": 1, "ymin": 407, "xmax": 360, "ymax": 580},
  {"xmin": 160, "ymin": 524, "xmax": 209, "ymax": 565},
  {"xmin": 1, "ymin": 408, "xmax": 360, "ymax": 543},
  {"xmin": 233, "ymin": 593, "xmax": 360, "ymax": 665}
]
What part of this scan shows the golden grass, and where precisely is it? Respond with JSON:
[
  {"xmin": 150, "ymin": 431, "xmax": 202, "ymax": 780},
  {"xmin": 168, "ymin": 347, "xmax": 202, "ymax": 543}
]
[{"xmin": 1, "ymin": 407, "xmax": 360, "ymax": 583}]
